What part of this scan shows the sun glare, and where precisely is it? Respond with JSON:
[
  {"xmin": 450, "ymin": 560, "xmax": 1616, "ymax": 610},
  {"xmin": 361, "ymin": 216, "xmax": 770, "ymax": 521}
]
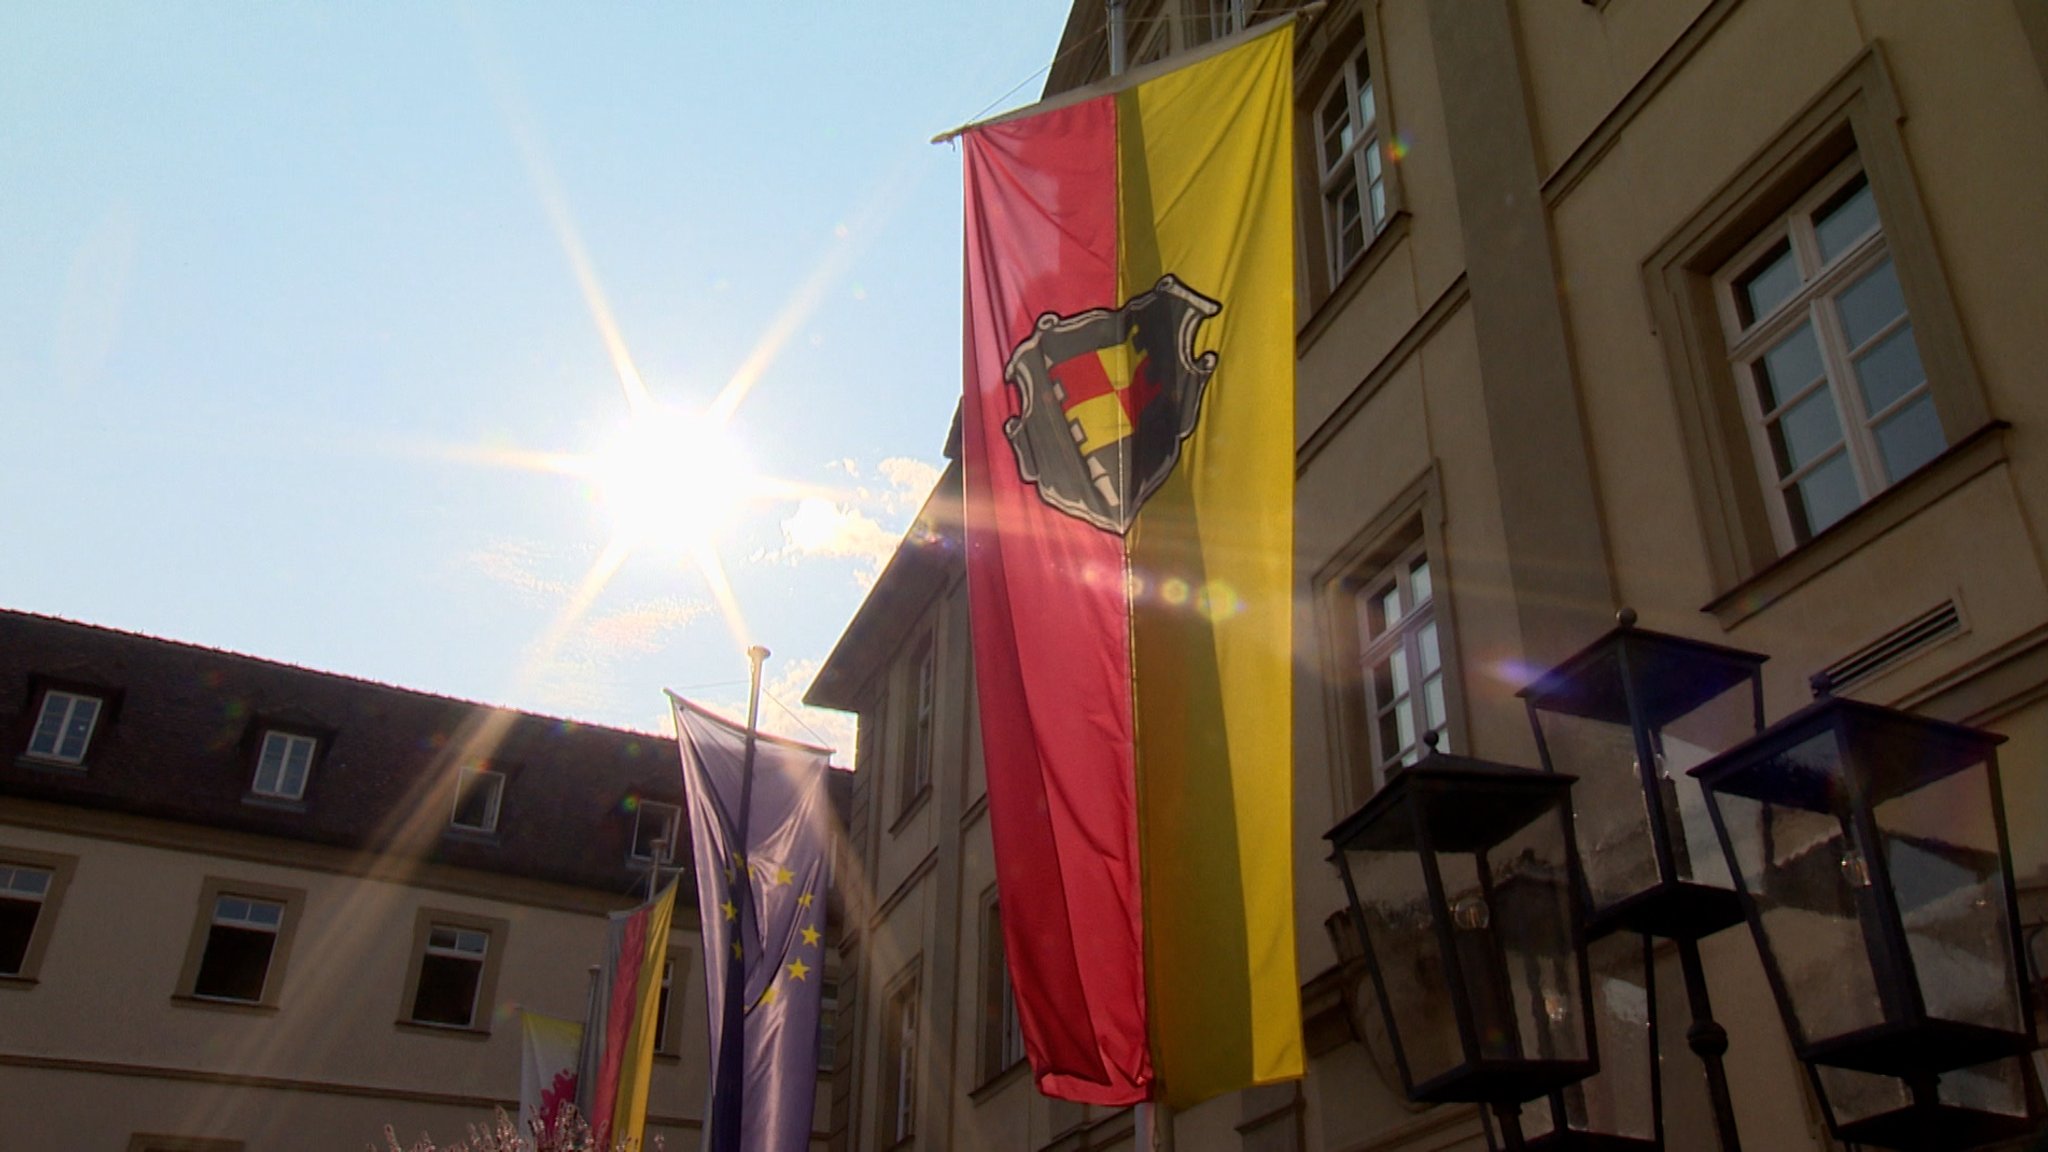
[{"xmin": 591, "ymin": 405, "xmax": 757, "ymax": 556}]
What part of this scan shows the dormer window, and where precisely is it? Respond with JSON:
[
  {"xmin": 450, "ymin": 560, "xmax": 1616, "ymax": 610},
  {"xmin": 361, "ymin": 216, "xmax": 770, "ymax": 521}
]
[
  {"xmin": 449, "ymin": 766, "xmax": 504, "ymax": 834},
  {"xmin": 251, "ymin": 731, "xmax": 318, "ymax": 800},
  {"xmin": 629, "ymin": 800, "xmax": 681, "ymax": 863},
  {"xmin": 27, "ymin": 691, "xmax": 102, "ymax": 765}
]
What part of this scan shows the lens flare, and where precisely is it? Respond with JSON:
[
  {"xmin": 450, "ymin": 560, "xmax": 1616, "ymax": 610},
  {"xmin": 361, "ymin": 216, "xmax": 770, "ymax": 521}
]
[{"xmin": 589, "ymin": 404, "xmax": 757, "ymax": 558}]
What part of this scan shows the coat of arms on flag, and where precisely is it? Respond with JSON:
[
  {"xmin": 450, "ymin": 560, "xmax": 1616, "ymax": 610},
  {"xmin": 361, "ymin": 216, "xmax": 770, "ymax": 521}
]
[{"xmin": 1003, "ymin": 274, "xmax": 1221, "ymax": 534}]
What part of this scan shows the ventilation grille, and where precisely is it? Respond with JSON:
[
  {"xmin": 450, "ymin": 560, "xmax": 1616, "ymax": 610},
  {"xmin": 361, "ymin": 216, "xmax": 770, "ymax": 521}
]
[{"xmin": 1820, "ymin": 600, "xmax": 1963, "ymax": 692}]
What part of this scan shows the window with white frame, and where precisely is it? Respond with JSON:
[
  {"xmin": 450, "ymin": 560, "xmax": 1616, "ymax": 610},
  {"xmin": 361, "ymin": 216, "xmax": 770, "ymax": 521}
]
[
  {"xmin": 449, "ymin": 766, "xmax": 504, "ymax": 833},
  {"xmin": 1355, "ymin": 543, "xmax": 1447, "ymax": 786},
  {"xmin": 409, "ymin": 922, "xmax": 491, "ymax": 1027},
  {"xmin": 190, "ymin": 894, "xmax": 285, "ymax": 1003},
  {"xmin": 0, "ymin": 864, "xmax": 54, "ymax": 977},
  {"xmin": 1317, "ymin": 42, "xmax": 1384, "ymax": 280},
  {"xmin": 251, "ymin": 731, "xmax": 317, "ymax": 800},
  {"xmin": 27, "ymin": 690, "xmax": 102, "ymax": 764},
  {"xmin": 629, "ymin": 799, "xmax": 681, "ymax": 863},
  {"xmin": 1718, "ymin": 158, "xmax": 1944, "ymax": 548}
]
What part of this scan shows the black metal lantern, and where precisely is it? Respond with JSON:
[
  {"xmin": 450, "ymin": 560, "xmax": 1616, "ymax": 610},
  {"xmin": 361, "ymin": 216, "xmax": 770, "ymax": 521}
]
[
  {"xmin": 1689, "ymin": 683, "xmax": 2039, "ymax": 1145},
  {"xmin": 1325, "ymin": 749, "xmax": 1595, "ymax": 1143},
  {"xmin": 1506, "ymin": 930, "xmax": 1663, "ymax": 1152},
  {"xmin": 1519, "ymin": 610, "xmax": 1766, "ymax": 939}
]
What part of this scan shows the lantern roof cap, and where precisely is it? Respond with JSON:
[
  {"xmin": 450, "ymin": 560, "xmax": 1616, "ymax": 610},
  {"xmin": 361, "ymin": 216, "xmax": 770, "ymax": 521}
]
[
  {"xmin": 1324, "ymin": 751, "xmax": 1573, "ymax": 855},
  {"xmin": 1687, "ymin": 693, "xmax": 2006, "ymax": 810},
  {"xmin": 1519, "ymin": 611, "xmax": 1766, "ymax": 725}
]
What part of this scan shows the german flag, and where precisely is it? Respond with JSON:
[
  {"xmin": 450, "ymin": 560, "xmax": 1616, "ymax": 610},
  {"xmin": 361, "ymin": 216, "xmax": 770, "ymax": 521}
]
[{"xmin": 960, "ymin": 21, "xmax": 1299, "ymax": 1109}]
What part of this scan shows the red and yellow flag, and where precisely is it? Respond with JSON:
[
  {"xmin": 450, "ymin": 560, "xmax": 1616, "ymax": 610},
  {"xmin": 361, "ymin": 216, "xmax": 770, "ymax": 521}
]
[
  {"xmin": 577, "ymin": 883, "xmax": 675, "ymax": 1148},
  {"xmin": 960, "ymin": 22, "xmax": 1298, "ymax": 1109}
]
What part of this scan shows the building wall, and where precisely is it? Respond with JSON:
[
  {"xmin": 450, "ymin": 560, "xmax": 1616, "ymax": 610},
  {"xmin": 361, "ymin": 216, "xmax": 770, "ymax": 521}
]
[
  {"xmin": 815, "ymin": 2, "xmax": 2048, "ymax": 1150},
  {"xmin": 0, "ymin": 611, "xmax": 841, "ymax": 1151},
  {"xmin": 0, "ymin": 811, "xmax": 716, "ymax": 1148}
]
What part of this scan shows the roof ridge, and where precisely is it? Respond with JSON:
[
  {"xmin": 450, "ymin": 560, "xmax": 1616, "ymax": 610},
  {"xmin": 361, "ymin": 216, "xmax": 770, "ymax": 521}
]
[{"xmin": 0, "ymin": 606, "xmax": 667, "ymax": 740}]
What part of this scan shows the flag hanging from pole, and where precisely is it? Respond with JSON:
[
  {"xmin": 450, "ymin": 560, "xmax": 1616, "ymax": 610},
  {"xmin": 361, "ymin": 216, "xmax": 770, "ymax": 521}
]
[
  {"xmin": 575, "ymin": 882, "xmax": 676, "ymax": 1150},
  {"xmin": 958, "ymin": 21, "xmax": 1300, "ymax": 1109},
  {"xmin": 520, "ymin": 1011, "xmax": 584, "ymax": 1143},
  {"xmin": 672, "ymin": 693, "xmax": 833, "ymax": 1152}
]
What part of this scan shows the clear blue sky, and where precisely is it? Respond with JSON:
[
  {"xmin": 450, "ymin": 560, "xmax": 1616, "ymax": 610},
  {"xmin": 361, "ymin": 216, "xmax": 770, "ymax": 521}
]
[{"xmin": 0, "ymin": 3, "xmax": 1076, "ymax": 755}]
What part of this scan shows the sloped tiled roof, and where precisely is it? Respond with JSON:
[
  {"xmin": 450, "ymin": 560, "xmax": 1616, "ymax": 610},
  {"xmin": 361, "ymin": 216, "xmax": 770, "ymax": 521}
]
[{"xmin": 0, "ymin": 609, "xmax": 686, "ymax": 897}]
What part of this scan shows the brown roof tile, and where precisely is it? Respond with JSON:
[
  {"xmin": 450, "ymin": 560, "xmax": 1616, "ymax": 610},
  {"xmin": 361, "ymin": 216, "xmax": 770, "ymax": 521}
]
[{"xmin": 0, "ymin": 609, "xmax": 687, "ymax": 897}]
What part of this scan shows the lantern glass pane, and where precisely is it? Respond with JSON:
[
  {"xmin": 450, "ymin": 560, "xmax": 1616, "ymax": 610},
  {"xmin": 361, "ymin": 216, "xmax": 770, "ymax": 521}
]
[
  {"xmin": 1816, "ymin": 1063, "xmax": 1908, "ymax": 1128},
  {"xmin": 1872, "ymin": 759, "xmax": 2026, "ymax": 1034},
  {"xmin": 1484, "ymin": 804, "xmax": 1588, "ymax": 1064},
  {"xmin": 1433, "ymin": 799, "xmax": 1589, "ymax": 1057},
  {"xmin": 1437, "ymin": 852, "xmax": 1522, "ymax": 1063},
  {"xmin": 1556, "ymin": 933, "xmax": 1656, "ymax": 1138},
  {"xmin": 1346, "ymin": 835, "xmax": 1462, "ymax": 1089},
  {"xmin": 1817, "ymin": 1055, "xmax": 2034, "ymax": 1126},
  {"xmin": 1535, "ymin": 691, "xmax": 1746, "ymax": 923},
  {"xmin": 1655, "ymin": 689, "xmax": 1746, "ymax": 890},
  {"xmin": 1535, "ymin": 710, "xmax": 1658, "ymax": 913},
  {"xmin": 1713, "ymin": 733, "xmax": 1887, "ymax": 1047}
]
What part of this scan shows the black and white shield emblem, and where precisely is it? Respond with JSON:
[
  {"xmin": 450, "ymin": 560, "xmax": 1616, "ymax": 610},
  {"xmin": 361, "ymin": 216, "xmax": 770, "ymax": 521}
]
[{"xmin": 1001, "ymin": 274, "xmax": 1221, "ymax": 535}]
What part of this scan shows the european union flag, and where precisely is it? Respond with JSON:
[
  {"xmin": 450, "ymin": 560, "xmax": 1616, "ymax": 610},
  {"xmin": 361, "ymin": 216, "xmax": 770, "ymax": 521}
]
[{"xmin": 672, "ymin": 693, "xmax": 833, "ymax": 1152}]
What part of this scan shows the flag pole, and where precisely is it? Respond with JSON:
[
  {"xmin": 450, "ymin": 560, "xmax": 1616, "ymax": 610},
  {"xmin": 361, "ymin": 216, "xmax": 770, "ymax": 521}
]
[
  {"xmin": 708, "ymin": 645, "xmax": 771, "ymax": 1150},
  {"xmin": 646, "ymin": 838, "xmax": 666, "ymax": 902},
  {"xmin": 568, "ymin": 962, "xmax": 600, "ymax": 1138},
  {"xmin": 1107, "ymin": 0, "xmax": 1127, "ymax": 77}
]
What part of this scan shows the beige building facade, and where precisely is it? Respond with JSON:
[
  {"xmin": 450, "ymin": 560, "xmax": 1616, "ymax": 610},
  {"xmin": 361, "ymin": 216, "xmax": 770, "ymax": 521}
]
[
  {"xmin": 808, "ymin": 2, "xmax": 2048, "ymax": 1150},
  {"xmin": 0, "ymin": 609, "xmax": 760, "ymax": 1150}
]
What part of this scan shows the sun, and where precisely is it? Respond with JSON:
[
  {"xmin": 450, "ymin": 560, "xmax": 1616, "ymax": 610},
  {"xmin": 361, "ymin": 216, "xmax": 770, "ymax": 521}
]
[{"xmin": 588, "ymin": 403, "xmax": 757, "ymax": 557}]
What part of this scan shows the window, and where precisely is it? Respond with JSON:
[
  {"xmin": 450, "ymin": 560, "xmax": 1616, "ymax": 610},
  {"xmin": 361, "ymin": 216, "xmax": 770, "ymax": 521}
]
[
  {"xmin": 1183, "ymin": 0, "xmax": 1243, "ymax": 48},
  {"xmin": 27, "ymin": 690, "xmax": 101, "ymax": 764},
  {"xmin": 401, "ymin": 912, "xmax": 506, "ymax": 1030},
  {"xmin": 1315, "ymin": 472, "xmax": 1463, "ymax": 807},
  {"xmin": 652, "ymin": 957, "xmax": 676, "ymax": 1054},
  {"xmin": 1645, "ymin": 48, "xmax": 1993, "ymax": 610},
  {"xmin": 0, "ymin": 850, "xmax": 75, "ymax": 983},
  {"xmin": 0, "ymin": 865, "xmax": 53, "ymax": 978},
  {"xmin": 900, "ymin": 637, "xmax": 935, "ymax": 814},
  {"xmin": 449, "ymin": 766, "xmax": 504, "ymax": 833},
  {"xmin": 979, "ymin": 894, "xmax": 1027, "ymax": 1083},
  {"xmin": 1130, "ymin": 8, "xmax": 1170, "ymax": 69},
  {"xmin": 250, "ymin": 731, "xmax": 317, "ymax": 800},
  {"xmin": 175, "ymin": 877, "xmax": 303, "ymax": 1008},
  {"xmin": 1355, "ymin": 543, "xmax": 1448, "ymax": 785},
  {"xmin": 1718, "ymin": 161, "xmax": 1942, "ymax": 548},
  {"xmin": 819, "ymin": 970, "xmax": 840, "ymax": 1071},
  {"xmin": 1316, "ymin": 42, "xmax": 1384, "ymax": 280},
  {"xmin": 629, "ymin": 799, "xmax": 681, "ymax": 863},
  {"xmin": 191, "ymin": 896, "xmax": 284, "ymax": 1002},
  {"xmin": 881, "ymin": 969, "xmax": 920, "ymax": 1146}
]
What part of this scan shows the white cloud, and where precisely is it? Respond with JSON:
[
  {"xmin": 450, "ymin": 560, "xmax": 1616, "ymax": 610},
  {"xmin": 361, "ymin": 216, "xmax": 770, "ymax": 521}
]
[
  {"xmin": 770, "ymin": 455, "xmax": 943, "ymax": 587},
  {"xmin": 576, "ymin": 597, "xmax": 706, "ymax": 655},
  {"xmin": 877, "ymin": 456, "xmax": 941, "ymax": 501},
  {"xmin": 461, "ymin": 538, "xmax": 575, "ymax": 600}
]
